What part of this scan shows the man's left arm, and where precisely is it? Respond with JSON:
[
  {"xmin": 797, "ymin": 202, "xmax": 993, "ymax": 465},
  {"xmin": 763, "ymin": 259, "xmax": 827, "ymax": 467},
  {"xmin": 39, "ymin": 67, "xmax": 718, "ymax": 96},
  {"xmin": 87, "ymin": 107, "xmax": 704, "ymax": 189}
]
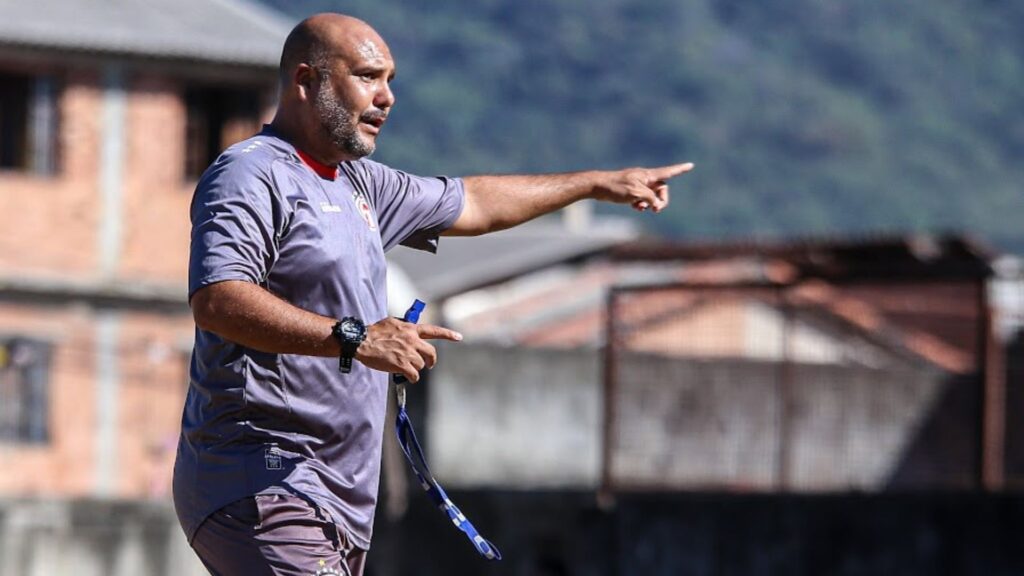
[{"xmin": 445, "ymin": 162, "xmax": 693, "ymax": 237}]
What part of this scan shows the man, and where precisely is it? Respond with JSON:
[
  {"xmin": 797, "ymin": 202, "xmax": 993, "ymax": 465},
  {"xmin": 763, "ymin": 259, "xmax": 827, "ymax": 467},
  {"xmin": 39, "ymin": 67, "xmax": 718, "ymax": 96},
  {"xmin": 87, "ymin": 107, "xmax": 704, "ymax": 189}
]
[{"xmin": 174, "ymin": 12, "xmax": 693, "ymax": 576}]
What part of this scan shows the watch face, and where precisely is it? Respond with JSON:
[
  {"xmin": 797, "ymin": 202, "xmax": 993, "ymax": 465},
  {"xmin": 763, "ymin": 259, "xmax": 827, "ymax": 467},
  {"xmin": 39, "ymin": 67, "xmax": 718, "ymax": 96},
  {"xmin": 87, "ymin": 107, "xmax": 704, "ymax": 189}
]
[{"xmin": 341, "ymin": 319, "xmax": 364, "ymax": 340}]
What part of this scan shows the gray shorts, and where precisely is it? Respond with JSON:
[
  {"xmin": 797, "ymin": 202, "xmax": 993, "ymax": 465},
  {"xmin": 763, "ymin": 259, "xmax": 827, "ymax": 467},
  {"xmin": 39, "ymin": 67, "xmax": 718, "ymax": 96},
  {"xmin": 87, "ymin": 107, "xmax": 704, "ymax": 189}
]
[{"xmin": 190, "ymin": 494, "xmax": 367, "ymax": 576}]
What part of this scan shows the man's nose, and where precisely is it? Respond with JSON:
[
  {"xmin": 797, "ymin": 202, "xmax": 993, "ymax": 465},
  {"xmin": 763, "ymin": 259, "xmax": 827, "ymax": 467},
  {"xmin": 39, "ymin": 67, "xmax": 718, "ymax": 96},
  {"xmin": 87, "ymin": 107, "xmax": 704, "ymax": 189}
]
[{"xmin": 375, "ymin": 82, "xmax": 395, "ymax": 110}]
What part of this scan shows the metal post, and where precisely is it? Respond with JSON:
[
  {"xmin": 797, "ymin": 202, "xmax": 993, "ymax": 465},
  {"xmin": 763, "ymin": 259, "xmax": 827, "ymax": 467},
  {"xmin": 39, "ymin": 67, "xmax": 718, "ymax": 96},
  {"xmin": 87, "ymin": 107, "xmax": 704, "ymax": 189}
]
[
  {"xmin": 981, "ymin": 282, "xmax": 1005, "ymax": 490},
  {"xmin": 599, "ymin": 287, "xmax": 619, "ymax": 506},
  {"xmin": 775, "ymin": 286, "xmax": 794, "ymax": 491}
]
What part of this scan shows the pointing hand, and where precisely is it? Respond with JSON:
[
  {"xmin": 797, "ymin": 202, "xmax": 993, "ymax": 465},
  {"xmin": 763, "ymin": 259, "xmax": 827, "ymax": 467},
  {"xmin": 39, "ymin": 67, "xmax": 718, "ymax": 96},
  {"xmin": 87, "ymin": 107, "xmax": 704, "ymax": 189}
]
[{"xmin": 593, "ymin": 162, "xmax": 694, "ymax": 213}]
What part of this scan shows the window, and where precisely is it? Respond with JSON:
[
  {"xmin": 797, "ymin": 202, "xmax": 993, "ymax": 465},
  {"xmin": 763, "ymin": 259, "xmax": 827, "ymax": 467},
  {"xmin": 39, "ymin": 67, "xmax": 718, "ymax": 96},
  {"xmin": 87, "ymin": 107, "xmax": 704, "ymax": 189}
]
[
  {"xmin": 184, "ymin": 86, "xmax": 262, "ymax": 180},
  {"xmin": 0, "ymin": 338, "xmax": 52, "ymax": 444},
  {"xmin": 0, "ymin": 70, "xmax": 58, "ymax": 175}
]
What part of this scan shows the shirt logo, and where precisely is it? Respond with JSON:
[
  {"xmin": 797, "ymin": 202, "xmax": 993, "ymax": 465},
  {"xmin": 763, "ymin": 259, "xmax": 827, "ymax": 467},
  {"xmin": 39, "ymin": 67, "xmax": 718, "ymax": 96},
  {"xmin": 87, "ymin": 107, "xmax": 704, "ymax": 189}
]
[
  {"xmin": 320, "ymin": 201, "xmax": 342, "ymax": 213},
  {"xmin": 356, "ymin": 196, "xmax": 377, "ymax": 230},
  {"xmin": 241, "ymin": 140, "xmax": 264, "ymax": 154}
]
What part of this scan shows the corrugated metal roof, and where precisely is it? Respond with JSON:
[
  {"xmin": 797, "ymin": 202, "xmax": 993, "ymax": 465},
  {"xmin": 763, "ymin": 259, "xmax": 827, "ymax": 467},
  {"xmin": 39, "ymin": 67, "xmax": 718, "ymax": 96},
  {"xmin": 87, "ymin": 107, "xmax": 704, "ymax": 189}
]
[
  {"xmin": 0, "ymin": 0, "xmax": 293, "ymax": 67},
  {"xmin": 387, "ymin": 218, "xmax": 637, "ymax": 301}
]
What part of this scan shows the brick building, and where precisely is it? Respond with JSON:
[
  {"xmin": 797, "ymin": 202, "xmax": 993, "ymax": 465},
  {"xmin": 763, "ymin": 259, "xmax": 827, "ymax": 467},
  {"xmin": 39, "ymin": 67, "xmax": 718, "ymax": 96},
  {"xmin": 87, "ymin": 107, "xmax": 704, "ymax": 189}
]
[{"xmin": 0, "ymin": 0, "xmax": 290, "ymax": 498}]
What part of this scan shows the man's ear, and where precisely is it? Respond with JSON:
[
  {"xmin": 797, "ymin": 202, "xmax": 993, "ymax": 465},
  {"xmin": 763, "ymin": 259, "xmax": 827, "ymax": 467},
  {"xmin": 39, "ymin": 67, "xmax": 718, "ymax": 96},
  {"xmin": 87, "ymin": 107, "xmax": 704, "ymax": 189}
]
[{"xmin": 294, "ymin": 64, "xmax": 316, "ymax": 101}]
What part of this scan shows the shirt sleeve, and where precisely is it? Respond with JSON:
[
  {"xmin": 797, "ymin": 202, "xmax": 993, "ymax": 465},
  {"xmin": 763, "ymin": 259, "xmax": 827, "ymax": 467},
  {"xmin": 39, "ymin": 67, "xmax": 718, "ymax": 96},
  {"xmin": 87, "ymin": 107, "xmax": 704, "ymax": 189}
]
[
  {"xmin": 187, "ymin": 156, "xmax": 289, "ymax": 300},
  {"xmin": 343, "ymin": 159, "xmax": 465, "ymax": 253}
]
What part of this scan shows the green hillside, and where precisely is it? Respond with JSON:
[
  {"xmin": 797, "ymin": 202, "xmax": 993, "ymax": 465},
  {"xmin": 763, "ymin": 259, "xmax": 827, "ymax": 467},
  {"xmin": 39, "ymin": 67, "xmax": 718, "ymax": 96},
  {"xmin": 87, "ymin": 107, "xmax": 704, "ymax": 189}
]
[{"xmin": 261, "ymin": 0, "xmax": 1024, "ymax": 252}]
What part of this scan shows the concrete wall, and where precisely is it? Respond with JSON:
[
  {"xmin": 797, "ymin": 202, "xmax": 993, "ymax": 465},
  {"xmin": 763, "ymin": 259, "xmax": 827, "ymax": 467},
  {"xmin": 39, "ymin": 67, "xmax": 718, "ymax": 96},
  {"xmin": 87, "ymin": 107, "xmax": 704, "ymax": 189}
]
[
  {"xmin": 429, "ymin": 344, "xmax": 603, "ymax": 488},
  {"xmin": 0, "ymin": 499, "xmax": 204, "ymax": 576},
  {"xmin": 610, "ymin": 352, "xmax": 965, "ymax": 491},
  {"xmin": 428, "ymin": 344, "xmax": 972, "ymax": 491}
]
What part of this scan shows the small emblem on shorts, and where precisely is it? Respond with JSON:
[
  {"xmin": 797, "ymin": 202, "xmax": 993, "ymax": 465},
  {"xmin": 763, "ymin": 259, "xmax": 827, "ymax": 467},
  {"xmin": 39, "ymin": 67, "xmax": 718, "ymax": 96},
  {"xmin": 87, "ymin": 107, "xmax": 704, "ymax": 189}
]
[
  {"xmin": 264, "ymin": 446, "xmax": 282, "ymax": 470},
  {"xmin": 314, "ymin": 559, "xmax": 342, "ymax": 576}
]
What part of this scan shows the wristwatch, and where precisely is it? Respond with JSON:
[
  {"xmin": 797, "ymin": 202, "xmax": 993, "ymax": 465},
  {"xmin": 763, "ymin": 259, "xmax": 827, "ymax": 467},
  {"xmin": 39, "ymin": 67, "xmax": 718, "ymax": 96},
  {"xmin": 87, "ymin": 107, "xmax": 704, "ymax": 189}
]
[{"xmin": 332, "ymin": 317, "xmax": 366, "ymax": 374}]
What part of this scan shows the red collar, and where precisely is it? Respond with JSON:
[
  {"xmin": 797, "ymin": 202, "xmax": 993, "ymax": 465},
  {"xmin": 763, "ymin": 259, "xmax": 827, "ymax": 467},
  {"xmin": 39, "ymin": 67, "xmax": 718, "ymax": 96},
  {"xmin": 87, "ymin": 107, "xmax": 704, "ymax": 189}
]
[{"xmin": 296, "ymin": 149, "xmax": 340, "ymax": 180}]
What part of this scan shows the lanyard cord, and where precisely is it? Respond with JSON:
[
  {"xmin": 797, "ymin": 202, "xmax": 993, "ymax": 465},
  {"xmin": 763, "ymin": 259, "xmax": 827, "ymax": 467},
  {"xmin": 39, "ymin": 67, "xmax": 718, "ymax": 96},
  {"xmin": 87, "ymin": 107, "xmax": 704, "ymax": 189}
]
[{"xmin": 393, "ymin": 300, "xmax": 502, "ymax": 561}]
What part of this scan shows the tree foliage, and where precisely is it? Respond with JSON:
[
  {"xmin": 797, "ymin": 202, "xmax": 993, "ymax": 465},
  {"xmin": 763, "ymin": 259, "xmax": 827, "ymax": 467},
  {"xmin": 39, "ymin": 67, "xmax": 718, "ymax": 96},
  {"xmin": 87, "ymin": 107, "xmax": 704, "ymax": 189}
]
[{"xmin": 262, "ymin": 0, "xmax": 1024, "ymax": 252}]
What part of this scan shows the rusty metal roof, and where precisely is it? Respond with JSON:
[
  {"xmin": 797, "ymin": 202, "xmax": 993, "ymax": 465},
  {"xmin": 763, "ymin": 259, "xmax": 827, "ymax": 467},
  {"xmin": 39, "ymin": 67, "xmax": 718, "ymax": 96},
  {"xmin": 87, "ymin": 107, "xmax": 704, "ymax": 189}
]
[{"xmin": 611, "ymin": 233, "xmax": 994, "ymax": 280}]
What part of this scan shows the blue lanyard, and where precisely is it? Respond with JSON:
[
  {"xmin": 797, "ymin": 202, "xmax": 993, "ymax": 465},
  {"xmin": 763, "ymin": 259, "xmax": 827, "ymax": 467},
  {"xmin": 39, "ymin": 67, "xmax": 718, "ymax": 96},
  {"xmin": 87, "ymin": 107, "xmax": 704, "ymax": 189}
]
[{"xmin": 393, "ymin": 300, "xmax": 502, "ymax": 561}]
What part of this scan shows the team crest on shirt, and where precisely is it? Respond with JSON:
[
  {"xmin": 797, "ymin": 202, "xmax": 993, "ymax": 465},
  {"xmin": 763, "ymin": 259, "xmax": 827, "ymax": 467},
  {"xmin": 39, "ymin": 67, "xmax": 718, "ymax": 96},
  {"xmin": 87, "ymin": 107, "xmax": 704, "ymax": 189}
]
[{"xmin": 353, "ymin": 192, "xmax": 377, "ymax": 231}]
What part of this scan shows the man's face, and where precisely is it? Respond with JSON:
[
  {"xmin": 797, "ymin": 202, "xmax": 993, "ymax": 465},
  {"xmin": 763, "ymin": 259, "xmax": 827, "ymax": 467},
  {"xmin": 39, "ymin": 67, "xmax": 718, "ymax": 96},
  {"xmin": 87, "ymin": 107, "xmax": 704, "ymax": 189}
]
[{"xmin": 313, "ymin": 37, "xmax": 395, "ymax": 159}]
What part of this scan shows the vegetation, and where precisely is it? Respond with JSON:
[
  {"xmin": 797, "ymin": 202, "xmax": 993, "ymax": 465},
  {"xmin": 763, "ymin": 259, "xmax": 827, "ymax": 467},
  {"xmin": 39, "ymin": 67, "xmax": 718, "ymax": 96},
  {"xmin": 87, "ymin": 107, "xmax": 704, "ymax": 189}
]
[{"xmin": 262, "ymin": 0, "xmax": 1024, "ymax": 252}]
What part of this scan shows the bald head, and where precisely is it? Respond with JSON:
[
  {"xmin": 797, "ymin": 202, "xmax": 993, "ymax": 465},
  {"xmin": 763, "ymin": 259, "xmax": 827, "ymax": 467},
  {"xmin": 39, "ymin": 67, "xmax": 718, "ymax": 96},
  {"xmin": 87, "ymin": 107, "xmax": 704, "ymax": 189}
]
[
  {"xmin": 279, "ymin": 14, "xmax": 389, "ymax": 84},
  {"xmin": 271, "ymin": 13, "xmax": 396, "ymax": 163}
]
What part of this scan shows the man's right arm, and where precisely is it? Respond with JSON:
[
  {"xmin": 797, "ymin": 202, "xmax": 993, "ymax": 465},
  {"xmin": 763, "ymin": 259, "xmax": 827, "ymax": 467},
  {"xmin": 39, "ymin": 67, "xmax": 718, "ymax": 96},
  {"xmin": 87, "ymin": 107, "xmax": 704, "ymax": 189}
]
[
  {"xmin": 191, "ymin": 280, "xmax": 338, "ymax": 356},
  {"xmin": 191, "ymin": 280, "xmax": 461, "ymax": 382}
]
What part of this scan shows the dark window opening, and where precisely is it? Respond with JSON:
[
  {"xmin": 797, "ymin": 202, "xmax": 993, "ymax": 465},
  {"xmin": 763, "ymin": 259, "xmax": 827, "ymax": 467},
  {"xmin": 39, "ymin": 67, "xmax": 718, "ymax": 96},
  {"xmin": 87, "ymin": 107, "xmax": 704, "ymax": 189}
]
[
  {"xmin": 184, "ymin": 86, "xmax": 261, "ymax": 180},
  {"xmin": 0, "ymin": 338, "xmax": 52, "ymax": 444},
  {"xmin": 0, "ymin": 71, "xmax": 58, "ymax": 175}
]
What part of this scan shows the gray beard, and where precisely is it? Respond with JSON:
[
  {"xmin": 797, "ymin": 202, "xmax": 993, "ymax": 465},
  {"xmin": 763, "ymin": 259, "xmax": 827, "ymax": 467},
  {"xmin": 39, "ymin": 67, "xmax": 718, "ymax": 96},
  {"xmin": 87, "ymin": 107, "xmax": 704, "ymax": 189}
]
[{"xmin": 314, "ymin": 82, "xmax": 375, "ymax": 158}]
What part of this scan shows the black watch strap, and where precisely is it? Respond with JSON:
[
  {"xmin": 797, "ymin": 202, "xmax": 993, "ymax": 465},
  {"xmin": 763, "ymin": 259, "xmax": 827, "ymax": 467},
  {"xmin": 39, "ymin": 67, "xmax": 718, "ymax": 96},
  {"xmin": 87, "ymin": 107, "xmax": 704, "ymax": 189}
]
[
  {"xmin": 339, "ymin": 352, "xmax": 355, "ymax": 374},
  {"xmin": 332, "ymin": 317, "xmax": 366, "ymax": 374}
]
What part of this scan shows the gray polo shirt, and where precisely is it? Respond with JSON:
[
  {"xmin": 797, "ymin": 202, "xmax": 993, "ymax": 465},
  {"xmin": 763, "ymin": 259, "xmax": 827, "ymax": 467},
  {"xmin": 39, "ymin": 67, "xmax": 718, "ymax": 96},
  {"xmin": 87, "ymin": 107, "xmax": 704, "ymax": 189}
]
[{"xmin": 174, "ymin": 126, "xmax": 465, "ymax": 550}]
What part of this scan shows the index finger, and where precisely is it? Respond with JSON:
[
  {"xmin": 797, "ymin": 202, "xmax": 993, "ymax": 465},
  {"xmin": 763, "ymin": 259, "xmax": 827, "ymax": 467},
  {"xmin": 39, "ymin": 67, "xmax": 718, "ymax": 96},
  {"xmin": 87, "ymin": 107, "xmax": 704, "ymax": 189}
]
[
  {"xmin": 416, "ymin": 324, "xmax": 464, "ymax": 342},
  {"xmin": 647, "ymin": 162, "xmax": 694, "ymax": 183}
]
